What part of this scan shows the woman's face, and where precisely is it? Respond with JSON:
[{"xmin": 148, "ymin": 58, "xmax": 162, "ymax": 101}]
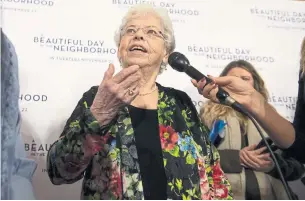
[
  {"xmin": 118, "ymin": 13, "xmax": 168, "ymax": 70},
  {"xmin": 227, "ymin": 67, "xmax": 254, "ymax": 87}
]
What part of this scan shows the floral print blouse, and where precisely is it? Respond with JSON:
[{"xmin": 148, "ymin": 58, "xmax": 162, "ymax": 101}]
[{"xmin": 47, "ymin": 84, "xmax": 233, "ymax": 200}]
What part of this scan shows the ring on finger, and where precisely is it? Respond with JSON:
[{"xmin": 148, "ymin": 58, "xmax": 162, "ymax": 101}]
[{"xmin": 128, "ymin": 88, "xmax": 134, "ymax": 96}]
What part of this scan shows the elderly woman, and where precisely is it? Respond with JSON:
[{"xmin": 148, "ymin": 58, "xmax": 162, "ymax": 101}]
[
  {"xmin": 200, "ymin": 60, "xmax": 304, "ymax": 200},
  {"xmin": 47, "ymin": 5, "xmax": 232, "ymax": 200}
]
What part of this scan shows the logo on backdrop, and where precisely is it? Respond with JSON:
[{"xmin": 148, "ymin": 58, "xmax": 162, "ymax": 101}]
[
  {"xmin": 268, "ymin": 94, "xmax": 297, "ymax": 121},
  {"xmin": 25, "ymin": 139, "xmax": 52, "ymax": 157},
  {"xmin": 1, "ymin": 0, "xmax": 54, "ymax": 13},
  {"xmin": 33, "ymin": 35, "xmax": 116, "ymax": 63},
  {"xmin": 187, "ymin": 45, "xmax": 275, "ymax": 67},
  {"xmin": 19, "ymin": 93, "xmax": 48, "ymax": 112},
  {"xmin": 24, "ymin": 139, "xmax": 52, "ymax": 172},
  {"xmin": 250, "ymin": 7, "xmax": 305, "ymax": 30},
  {"xmin": 112, "ymin": 0, "xmax": 200, "ymax": 24}
]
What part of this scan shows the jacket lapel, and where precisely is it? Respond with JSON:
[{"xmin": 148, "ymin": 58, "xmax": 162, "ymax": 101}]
[
  {"xmin": 115, "ymin": 86, "xmax": 177, "ymax": 200},
  {"xmin": 157, "ymin": 85, "xmax": 204, "ymax": 200}
]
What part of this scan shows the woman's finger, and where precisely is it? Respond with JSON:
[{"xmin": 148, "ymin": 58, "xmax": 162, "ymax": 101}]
[
  {"xmin": 241, "ymin": 163, "xmax": 249, "ymax": 168},
  {"xmin": 200, "ymin": 82, "xmax": 216, "ymax": 97},
  {"xmin": 240, "ymin": 151, "xmax": 255, "ymax": 168},
  {"xmin": 207, "ymin": 85, "xmax": 219, "ymax": 102},
  {"xmin": 242, "ymin": 150, "xmax": 260, "ymax": 168},
  {"xmin": 247, "ymin": 144, "xmax": 257, "ymax": 151},
  {"xmin": 101, "ymin": 64, "xmax": 115, "ymax": 85},
  {"xmin": 255, "ymin": 146, "xmax": 268, "ymax": 155},
  {"xmin": 209, "ymin": 76, "xmax": 233, "ymax": 87},
  {"xmin": 191, "ymin": 79, "xmax": 198, "ymax": 87},
  {"xmin": 119, "ymin": 71, "xmax": 141, "ymax": 90},
  {"xmin": 192, "ymin": 78, "xmax": 218, "ymax": 103},
  {"xmin": 197, "ymin": 78, "xmax": 208, "ymax": 92},
  {"xmin": 258, "ymin": 153, "xmax": 273, "ymax": 161},
  {"xmin": 247, "ymin": 151, "xmax": 265, "ymax": 166}
]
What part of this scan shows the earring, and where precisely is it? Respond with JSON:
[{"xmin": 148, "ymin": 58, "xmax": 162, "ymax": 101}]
[{"xmin": 161, "ymin": 61, "xmax": 167, "ymax": 70}]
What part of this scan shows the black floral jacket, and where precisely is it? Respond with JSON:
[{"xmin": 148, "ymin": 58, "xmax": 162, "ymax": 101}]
[{"xmin": 47, "ymin": 84, "xmax": 233, "ymax": 200}]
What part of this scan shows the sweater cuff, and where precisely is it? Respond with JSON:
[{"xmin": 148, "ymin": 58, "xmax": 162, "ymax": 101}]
[
  {"xmin": 283, "ymin": 130, "xmax": 305, "ymax": 163},
  {"xmin": 219, "ymin": 149, "xmax": 243, "ymax": 173}
]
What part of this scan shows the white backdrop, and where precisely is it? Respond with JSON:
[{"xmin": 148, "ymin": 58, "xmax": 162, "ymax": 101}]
[{"xmin": 2, "ymin": 0, "xmax": 305, "ymax": 199}]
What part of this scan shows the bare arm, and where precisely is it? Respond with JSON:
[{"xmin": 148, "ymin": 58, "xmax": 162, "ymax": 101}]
[{"xmin": 251, "ymin": 93, "xmax": 295, "ymax": 148}]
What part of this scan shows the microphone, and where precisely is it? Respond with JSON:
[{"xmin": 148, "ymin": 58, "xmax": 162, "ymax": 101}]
[{"xmin": 168, "ymin": 52, "xmax": 246, "ymax": 114}]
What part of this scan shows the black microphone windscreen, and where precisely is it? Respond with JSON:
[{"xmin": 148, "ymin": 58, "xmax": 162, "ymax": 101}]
[{"xmin": 168, "ymin": 52, "xmax": 190, "ymax": 72}]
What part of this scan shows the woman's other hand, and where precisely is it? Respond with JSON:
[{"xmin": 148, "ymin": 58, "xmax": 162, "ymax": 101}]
[{"xmin": 239, "ymin": 144, "xmax": 274, "ymax": 173}]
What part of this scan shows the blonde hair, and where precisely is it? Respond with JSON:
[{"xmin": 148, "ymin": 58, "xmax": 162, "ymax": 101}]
[
  {"xmin": 200, "ymin": 60, "xmax": 269, "ymax": 130},
  {"xmin": 114, "ymin": 4, "xmax": 176, "ymax": 73},
  {"xmin": 301, "ymin": 37, "xmax": 305, "ymax": 76}
]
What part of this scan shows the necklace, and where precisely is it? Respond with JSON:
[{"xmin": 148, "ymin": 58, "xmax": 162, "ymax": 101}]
[{"xmin": 139, "ymin": 85, "xmax": 158, "ymax": 96}]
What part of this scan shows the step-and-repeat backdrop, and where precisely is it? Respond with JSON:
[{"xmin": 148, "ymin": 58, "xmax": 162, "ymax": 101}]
[{"xmin": 2, "ymin": 0, "xmax": 305, "ymax": 199}]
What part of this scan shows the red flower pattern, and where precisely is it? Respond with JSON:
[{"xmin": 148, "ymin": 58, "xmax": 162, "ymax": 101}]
[
  {"xmin": 214, "ymin": 183, "xmax": 229, "ymax": 199},
  {"xmin": 159, "ymin": 125, "xmax": 179, "ymax": 151},
  {"xmin": 212, "ymin": 161, "xmax": 223, "ymax": 183},
  {"xmin": 212, "ymin": 161, "xmax": 229, "ymax": 199},
  {"xmin": 101, "ymin": 132, "xmax": 111, "ymax": 144},
  {"xmin": 197, "ymin": 157, "xmax": 211, "ymax": 200},
  {"xmin": 108, "ymin": 164, "xmax": 123, "ymax": 199},
  {"xmin": 84, "ymin": 134, "xmax": 103, "ymax": 156}
]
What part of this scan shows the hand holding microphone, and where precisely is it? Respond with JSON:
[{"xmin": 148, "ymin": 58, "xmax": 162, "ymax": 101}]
[
  {"xmin": 168, "ymin": 52, "xmax": 265, "ymax": 116},
  {"xmin": 191, "ymin": 77, "xmax": 219, "ymax": 103},
  {"xmin": 192, "ymin": 75, "xmax": 262, "ymax": 113},
  {"xmin": 197, "ymin": 73, "xmax": 266, "ymax": 117}
]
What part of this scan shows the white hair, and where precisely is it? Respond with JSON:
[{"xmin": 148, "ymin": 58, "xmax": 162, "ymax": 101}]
[{"xmin": 114, "ymin": 4, "xmax": 176, "ymax": 73}]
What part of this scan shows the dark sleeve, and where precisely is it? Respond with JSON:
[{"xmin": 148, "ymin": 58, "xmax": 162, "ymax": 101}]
[
  {"xmin": 218, "ymin": 150, "xmax": 243, "ymax": 173},
  {"xmin": 284, "ymin": 75, "xmax": 305, "ymax": 163},
  {"xmin": 267, "ymin": 151, "xmax": 305, "ymax": 181},
  {"xmin": 292, "ymin": 74, "xmax": 304, "ymax": 131},
  {"xmin": 46, "ymin": 86, "xmax": 115, "ymax": 185}
]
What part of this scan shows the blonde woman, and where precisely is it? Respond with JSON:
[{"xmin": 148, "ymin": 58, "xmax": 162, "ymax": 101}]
[{"xmin": 200, "ymin": 60, "xmax": 304, "ymax": 199}]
